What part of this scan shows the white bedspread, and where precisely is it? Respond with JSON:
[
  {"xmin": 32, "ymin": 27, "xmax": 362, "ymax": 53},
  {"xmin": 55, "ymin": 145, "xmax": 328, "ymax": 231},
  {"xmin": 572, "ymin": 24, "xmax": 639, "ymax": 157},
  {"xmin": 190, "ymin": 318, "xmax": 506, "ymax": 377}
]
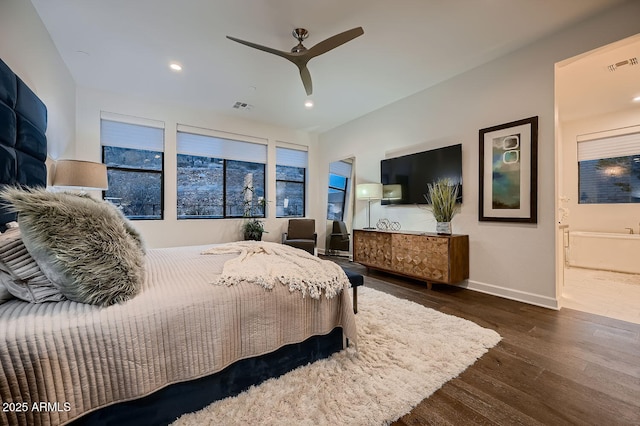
[{"xmin": 0, "ymin": 245, "xmax": 357, "ymax": 426}]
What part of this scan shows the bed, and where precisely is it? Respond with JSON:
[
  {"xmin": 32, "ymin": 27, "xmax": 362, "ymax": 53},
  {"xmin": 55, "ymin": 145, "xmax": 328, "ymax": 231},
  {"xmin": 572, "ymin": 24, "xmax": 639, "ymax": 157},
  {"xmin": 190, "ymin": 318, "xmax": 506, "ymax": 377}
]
[{"xmin": 0, "ymin": 58, "xmax": 357, "ymax": 425}]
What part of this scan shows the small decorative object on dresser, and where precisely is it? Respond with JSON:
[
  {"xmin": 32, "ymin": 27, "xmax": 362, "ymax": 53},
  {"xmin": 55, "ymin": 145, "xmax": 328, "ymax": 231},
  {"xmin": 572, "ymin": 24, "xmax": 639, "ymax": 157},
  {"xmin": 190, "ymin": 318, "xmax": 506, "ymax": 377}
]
[
  {"xmin": 423, "ymin": 178, "xmax": 460, "ymax": 235},
  {"xmin": 377, "ymin": 218, "xmax": 401, "ymax": 231}
]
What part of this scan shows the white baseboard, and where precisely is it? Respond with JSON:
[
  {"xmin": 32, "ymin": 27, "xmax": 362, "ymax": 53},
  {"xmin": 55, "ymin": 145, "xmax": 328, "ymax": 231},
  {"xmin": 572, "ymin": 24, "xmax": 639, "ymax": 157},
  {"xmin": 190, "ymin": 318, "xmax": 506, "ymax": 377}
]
[
  {"xmin": 464, "ymin": 280, "xmax": 559, "ymax": 310},
  {"xmin": 317, "ymin": 250, "xmax": 558, "ymax": 309}
]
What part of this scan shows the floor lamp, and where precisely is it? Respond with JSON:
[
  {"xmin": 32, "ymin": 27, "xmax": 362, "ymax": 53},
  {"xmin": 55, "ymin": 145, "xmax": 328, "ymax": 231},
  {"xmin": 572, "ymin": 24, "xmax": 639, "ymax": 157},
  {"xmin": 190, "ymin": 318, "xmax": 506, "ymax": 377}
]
[{"xmin": 356, "ymin": 183, "xmax": 383, "ymax": 230}]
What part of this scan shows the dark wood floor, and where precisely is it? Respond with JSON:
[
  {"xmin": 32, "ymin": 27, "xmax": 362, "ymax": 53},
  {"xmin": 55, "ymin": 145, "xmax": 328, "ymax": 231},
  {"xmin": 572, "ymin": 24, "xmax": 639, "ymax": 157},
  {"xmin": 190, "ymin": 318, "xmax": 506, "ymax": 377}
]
[{"xmin": 327, "ymin": 256, "xmax": 640, "ymax": 426}]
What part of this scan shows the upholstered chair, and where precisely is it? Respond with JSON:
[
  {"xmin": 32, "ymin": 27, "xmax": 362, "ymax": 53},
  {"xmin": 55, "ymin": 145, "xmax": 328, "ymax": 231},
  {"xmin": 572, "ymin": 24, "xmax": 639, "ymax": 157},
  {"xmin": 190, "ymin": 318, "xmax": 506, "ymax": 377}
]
[
  {"xmin": 328, "ymin": 220, "xmax": 350, "ymax": 254},
  {"xmin": 282, "ymin": 219, "xmax": 317, "ymax": 255}
]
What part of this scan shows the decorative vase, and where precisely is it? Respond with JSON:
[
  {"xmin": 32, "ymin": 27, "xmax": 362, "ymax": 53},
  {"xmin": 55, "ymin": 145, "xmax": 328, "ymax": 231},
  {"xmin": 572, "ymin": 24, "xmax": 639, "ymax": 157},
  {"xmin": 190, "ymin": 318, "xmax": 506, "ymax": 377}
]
[{"xmin": 436, "ymin": 222, "xmax": 452, "ymax": 235}]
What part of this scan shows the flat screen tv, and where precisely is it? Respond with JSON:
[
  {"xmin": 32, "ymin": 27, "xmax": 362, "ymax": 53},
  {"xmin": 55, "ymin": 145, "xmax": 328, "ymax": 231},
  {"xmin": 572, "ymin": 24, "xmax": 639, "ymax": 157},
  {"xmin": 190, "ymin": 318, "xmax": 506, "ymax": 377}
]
[{"xmin": 381, "ymin": 144, "xmax": 462, "ymax": 205}]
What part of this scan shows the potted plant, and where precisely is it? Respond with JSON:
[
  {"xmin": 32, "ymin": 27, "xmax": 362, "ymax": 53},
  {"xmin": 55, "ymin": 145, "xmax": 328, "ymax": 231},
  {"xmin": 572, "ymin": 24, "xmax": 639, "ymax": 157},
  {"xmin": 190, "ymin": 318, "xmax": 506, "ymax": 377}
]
[
  {"xmin": 242, "ymin": 217, "xmax": 266, "ymax": 241},
  {"xmin": 423, "ymin": 178, "xmax": 460, "ymax": 235},
  {"xmin": 241, "ymin": 184, "xmax": 268, "ymax": 241}
]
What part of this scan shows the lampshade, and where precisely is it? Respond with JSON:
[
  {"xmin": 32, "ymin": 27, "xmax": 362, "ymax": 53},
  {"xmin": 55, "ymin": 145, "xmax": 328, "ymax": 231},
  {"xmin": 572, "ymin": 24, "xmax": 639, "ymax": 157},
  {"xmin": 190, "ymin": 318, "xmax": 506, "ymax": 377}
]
[
  {"xmin": 382, "ymin": 184, "xmax": 403, "ymax": 200},
  {"xmin": 52, "ymin": 160, "xmax": 109, "ymax": 190},
  {"xmin": 356, "ymin": 183, "xmax": 383, "ymax": 200}
]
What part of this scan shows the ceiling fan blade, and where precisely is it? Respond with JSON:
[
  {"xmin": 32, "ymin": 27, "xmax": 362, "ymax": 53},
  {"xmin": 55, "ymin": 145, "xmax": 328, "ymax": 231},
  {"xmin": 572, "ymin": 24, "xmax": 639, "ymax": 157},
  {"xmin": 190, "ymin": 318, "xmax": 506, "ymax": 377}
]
[
  {"xmin": 306, "ymin": 27, "xmax": 364, "ymax": 59},
  {"xmin": 299, "ymin": 66, "xmax": 313, "ymax": 95},
  {"xmin": 227, "ymin": 27, "xmax": 363, "ymax": 96},
  {"xmin": 226, "ymin": 35, "xmax": 293, "ymax": 61}
]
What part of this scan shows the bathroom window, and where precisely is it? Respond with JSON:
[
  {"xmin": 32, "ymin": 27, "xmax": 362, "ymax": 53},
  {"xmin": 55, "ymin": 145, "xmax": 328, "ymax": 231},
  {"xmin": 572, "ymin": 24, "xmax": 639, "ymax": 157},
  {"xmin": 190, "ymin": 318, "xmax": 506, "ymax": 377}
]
[{"xmin": 577, "ymin": 131, "xmax": 640, "ymax": 204}]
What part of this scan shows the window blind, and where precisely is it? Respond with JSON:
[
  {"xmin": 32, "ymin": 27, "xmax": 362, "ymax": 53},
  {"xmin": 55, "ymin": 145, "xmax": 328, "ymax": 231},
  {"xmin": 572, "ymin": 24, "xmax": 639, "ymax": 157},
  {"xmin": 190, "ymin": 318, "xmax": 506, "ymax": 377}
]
[
  {"xmin": 329, "ymin": 160, "xmax": 352, "ymax": 178},
  {"xmin": 100, "ymin": 119, "xmax": 165, "ymax": 152},
  {"xmin": 577, "ymin": 131, "xmax": 640, "ymax": 162},
  {"xmin": 177, "ymin": 131, "xmax": 267, "ymax": 163},
  {"xmin": 276, "ymin": 147, "xmax": 307, "ymax": 168}
]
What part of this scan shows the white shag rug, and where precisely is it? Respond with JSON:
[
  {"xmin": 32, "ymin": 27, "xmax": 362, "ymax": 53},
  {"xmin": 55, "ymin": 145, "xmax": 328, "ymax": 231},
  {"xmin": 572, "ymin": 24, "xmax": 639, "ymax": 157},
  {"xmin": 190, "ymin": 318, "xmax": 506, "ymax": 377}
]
[{"xmin": 173, "ymin": 287, "xmax": 501, "ymax": 426}]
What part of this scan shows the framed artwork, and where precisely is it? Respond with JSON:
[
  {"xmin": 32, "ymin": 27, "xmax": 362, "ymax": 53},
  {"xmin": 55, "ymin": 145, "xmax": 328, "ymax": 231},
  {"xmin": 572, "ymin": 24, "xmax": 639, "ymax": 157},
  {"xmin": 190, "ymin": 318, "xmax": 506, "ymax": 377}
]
[{"xmin": 479, "ymin": 116, "xmax": 538, "ymax": 223}]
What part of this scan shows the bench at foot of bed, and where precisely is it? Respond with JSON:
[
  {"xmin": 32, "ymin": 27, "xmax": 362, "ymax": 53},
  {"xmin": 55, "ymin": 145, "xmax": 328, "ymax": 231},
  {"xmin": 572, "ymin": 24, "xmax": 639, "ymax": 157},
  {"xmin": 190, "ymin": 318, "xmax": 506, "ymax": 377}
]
[{"xmin": 341, "ymin": 267, "xmax": 364, "ymax": 314}]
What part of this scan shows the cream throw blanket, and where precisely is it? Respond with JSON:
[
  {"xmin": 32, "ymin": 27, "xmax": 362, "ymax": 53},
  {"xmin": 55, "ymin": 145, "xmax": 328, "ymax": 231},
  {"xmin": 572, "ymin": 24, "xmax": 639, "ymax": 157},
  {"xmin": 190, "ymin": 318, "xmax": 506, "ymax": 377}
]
[{"xmin": 202, "ymin": 241, "xmax": 349, "ymax": 299}]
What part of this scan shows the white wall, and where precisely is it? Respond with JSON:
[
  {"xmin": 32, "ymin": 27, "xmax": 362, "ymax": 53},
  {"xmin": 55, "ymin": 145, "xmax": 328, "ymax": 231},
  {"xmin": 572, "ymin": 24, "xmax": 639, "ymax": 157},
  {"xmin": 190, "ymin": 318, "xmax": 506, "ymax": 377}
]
[
  {"xmin": 0, "ymin": 0, "xmax": 322, "ymax": 250},
  {"xmin": 561, "ymin": 107, "xmax": 640, "ymax": 233},
  {"xmin": 317, "ymin": 1, "xmax": 640, "ymax": 309},
  {"xmin": 76, "ymin": 87, "xmax": 318, "ymax": 248},
  {"xmin": 5, "ymin": 0, "xmax": 640, "ymax": 307},
  {"xmin": 0, "ymin": 0, "xmax": 76, "ymax": 161}
]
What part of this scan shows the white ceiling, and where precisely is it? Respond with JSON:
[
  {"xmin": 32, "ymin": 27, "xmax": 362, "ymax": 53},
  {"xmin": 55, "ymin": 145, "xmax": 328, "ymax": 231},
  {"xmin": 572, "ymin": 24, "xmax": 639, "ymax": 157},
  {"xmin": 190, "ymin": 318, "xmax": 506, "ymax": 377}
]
[
  {"xmin": 31, "ymin": 0, "xmax": 630, "ymax": 133},
  {"xmin": 557, "ymin": 33, "xmax": 640, "ymax": 122}
]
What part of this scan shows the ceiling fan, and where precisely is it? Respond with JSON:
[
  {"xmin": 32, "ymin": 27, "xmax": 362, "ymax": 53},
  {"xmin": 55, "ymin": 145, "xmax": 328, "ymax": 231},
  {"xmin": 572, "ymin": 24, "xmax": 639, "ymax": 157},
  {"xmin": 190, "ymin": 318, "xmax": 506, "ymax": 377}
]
[{"xmin": 226, "ymin": 27, "xmax": 364, "ymax": 95}]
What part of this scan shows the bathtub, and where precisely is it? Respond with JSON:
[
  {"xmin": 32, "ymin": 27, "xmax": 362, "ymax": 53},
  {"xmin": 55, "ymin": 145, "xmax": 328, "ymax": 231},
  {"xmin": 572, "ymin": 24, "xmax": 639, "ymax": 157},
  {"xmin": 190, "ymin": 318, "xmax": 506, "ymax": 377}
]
[{"xmin": 568, "ymin": 231, "xmax": 640, "ymax": 274}]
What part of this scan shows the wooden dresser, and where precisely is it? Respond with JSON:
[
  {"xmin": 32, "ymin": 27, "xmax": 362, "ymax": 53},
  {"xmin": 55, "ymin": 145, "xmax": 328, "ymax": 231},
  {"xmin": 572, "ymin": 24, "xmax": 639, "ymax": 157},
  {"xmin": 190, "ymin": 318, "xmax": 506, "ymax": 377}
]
[{"xmin": 353, "ymin": 229, "xmax": 469, "ymax": 288}]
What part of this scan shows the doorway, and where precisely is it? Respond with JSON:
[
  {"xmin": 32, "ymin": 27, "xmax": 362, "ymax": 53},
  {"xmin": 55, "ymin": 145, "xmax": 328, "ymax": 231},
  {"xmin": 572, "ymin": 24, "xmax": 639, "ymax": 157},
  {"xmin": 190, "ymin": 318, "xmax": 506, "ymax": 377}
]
[{"xmin": 555, "ymin": 33, "xmax": 640, "ymax": 324}]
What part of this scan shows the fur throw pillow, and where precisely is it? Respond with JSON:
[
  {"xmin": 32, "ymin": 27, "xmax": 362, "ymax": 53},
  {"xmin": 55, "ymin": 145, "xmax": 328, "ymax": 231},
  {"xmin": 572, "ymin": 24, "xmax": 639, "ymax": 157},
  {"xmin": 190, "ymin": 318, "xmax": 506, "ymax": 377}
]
[{"xmin": 0, "ymin": 187, "xmax": 145, "ymax": 306}]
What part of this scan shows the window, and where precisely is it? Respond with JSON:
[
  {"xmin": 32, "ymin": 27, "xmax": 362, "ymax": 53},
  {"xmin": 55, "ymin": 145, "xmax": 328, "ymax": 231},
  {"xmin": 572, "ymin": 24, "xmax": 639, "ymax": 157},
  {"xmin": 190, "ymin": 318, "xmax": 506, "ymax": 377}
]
[
  {"xmin": 101, "ymin": 116, "xmax": 164, "ymax": 219},
  {"xmin": 327, "ymin": 160, "xmax": 352, "ymax": 221},
  {"xmin": 176, "ymin": 127, "xmax": 267, "ymax": 219},
  {"xmin": 276, "ymin": 146, "xmax": 307, "ymax": 217},
  {"xmin": 578, "ymin": 131, "xmax": 640, "ymax": 204}
]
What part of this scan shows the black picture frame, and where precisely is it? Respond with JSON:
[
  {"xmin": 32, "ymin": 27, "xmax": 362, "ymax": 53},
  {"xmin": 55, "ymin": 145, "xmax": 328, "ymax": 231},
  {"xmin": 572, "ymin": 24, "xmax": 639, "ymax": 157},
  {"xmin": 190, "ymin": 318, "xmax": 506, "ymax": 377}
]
[{"xmin": 479, "ymin": 116, "xmax": 538, "ymax": 223}]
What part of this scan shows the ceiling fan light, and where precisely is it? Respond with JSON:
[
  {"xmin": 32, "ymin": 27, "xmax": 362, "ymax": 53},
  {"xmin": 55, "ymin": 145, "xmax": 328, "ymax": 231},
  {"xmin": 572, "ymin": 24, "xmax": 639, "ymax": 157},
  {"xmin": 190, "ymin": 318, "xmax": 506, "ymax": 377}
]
[{"xmin": 304, "ymin": 100, "xmax": 314, "ymax": 109}]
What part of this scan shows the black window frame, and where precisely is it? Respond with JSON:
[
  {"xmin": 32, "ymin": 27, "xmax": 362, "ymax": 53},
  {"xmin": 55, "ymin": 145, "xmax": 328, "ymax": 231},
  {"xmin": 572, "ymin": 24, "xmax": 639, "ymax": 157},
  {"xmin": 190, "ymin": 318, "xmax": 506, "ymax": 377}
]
[
  {"xmin": 102, "ymin": 146, "xmax": 165, "ymax": 220},
  {"xmin": 327, "ymin": 173, "xmax": 348, "ymax": 222},
  {"xmin": 176, "ymin": 153, "xmax": 266, "ymax": 220},
  {"xmin": 275, "ymin": 164, "xmax": 306, "ymax": 218}
]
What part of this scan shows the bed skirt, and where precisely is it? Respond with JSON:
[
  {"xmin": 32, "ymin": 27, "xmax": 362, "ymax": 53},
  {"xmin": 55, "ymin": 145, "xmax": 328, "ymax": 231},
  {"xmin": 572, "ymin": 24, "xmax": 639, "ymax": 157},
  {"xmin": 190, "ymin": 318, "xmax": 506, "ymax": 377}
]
[{"xmin": 71, "ymin": 328, "xmax": 344, "ymax": 425}]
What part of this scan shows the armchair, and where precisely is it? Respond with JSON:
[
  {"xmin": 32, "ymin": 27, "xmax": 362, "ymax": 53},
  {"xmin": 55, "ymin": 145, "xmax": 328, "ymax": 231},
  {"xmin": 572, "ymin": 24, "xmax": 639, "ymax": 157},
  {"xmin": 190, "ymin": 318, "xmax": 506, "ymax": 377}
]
[
  {"xmin": 282, "ymin": 219, "xmax": 317, "ymax": 255},
  {"xmin": 328, "ymin": 220, "xmax": 350, "ymax": 254}
]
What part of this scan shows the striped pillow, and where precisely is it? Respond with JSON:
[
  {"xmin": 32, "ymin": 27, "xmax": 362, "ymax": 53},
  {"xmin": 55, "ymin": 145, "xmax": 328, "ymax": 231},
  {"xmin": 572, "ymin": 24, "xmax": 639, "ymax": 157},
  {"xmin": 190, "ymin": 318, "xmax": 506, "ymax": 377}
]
[
  {"xmin": 0, "ymin": 227, "xmax": 10, "ymax": 304},
  {"xmin": 0, "ymin": 227, "xmax": 65, "ymax": 303},
  {"xmin": 0, "ymin": 280, "xmax": 12, "ymax": 304}
]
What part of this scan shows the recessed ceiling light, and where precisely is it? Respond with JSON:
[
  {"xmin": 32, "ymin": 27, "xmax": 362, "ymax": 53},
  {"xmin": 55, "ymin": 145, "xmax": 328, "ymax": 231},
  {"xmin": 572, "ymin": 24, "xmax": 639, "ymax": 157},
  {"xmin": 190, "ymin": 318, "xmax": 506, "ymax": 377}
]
[
  {"xmin": 169, "ymin": 62, "xmax": 182, "ymax": 71},
  {"xmin": 633, "ymin": 95, "xmax": 640, "ymax": 102},
  {"xmin": 304, "ymin": 100, "xmax": 314, "ymax": 109}
]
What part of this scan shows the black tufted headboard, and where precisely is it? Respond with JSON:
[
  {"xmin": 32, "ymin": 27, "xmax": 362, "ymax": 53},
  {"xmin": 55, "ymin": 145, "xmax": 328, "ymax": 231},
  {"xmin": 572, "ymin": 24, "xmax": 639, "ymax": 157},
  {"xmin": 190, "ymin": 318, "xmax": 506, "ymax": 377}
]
[{"xmin": 0, "ymin": 58, "xmax": 48, "ymax": 231}]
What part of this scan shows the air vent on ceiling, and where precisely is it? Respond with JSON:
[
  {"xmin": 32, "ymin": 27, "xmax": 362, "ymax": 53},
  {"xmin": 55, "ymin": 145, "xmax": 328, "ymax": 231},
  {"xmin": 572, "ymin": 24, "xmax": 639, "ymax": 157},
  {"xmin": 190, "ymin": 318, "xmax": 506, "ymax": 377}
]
[
  {"xmin": 232, "ymin": 101, "xmax": 253, "ymax": 111},
  {"xmin": 606, "ymin": 57, "xmax": 638, "ymax": 72}
]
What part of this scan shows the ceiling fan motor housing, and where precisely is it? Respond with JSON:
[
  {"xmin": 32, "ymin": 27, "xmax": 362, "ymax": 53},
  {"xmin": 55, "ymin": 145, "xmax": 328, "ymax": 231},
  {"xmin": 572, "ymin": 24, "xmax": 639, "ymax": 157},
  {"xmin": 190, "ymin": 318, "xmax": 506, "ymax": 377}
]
[{"xmin": 291, "ymin": 28, "xmax": 309, "ymax": 53}]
